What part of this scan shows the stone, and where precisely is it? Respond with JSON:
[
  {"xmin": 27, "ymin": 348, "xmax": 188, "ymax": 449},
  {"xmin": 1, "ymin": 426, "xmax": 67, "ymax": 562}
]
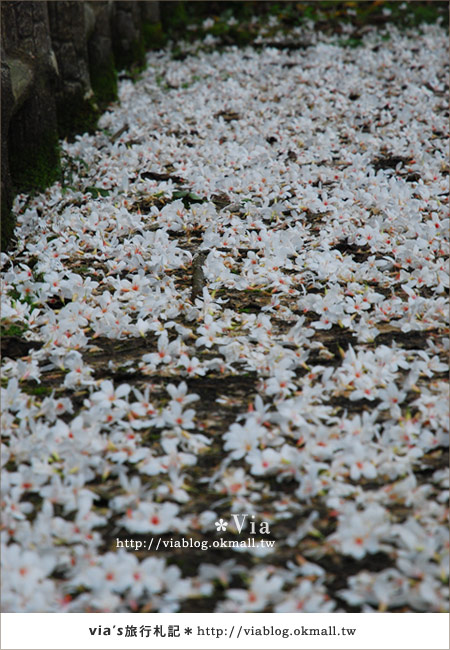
[
  {"xmin": 87, "ymin": 1, "xmax": 117, "ymax": 109},
  {"xmin": 1, "ymin": 1, "xmax": 60, "ymax": 199},
  {"xmin": 48, "ymin": 0, "xmax": 97, "ymax": 137},
  {"xmin": 111, "ymin": 1, "xmax": 146, "ymax": 70}
]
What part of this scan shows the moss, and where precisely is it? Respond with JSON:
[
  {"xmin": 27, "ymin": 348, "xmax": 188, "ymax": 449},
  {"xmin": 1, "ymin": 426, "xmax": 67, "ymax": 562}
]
[
  {"xmin": 1, "ymin": 188, "xmax": 16, "ymax": 251},
  {"xmin": 162, "ymin": 0, "xmax": 448, "ymax": 40},
  {"xmin": 0, "ymin": 322, "xmax": 28, "ymax": 337},
  {"xmin": 228, "ymin": 26, "xmax": 254, "ymax": 46},
  {"xmin": 130, "ymin": 37, "xmax": 146, "ymax": 69},
  {"xmin": 210, "ymin": 21, "xmax": 229, "ymax": 37},
  {"xmin": 1, "ymin": 211, "xmax": 16, "ymax": 251},
  {"xmin": 56, "ymin": 93, "xmax": 101, "ymax": 140},
  {"xmin": 160, "ymin": 1, "xmax": 189, "ymax": 32},
  {"xmin": 90, "ymin": 55, "xmax": 118, "ymax": 110},
  {"xmin": 142, "ymin": 21, "xmax": 166, "ymax": 50},
  {"xmin": 21, "ymin": 384, "xmax": 52, "ymax": 397},
  {"xmin": 9, "ymin": 127, "xmax": 61, "ymax": 195},
  {"xmin": 114, "ymin": 35, "xmax": 146, "ymax": 73}
]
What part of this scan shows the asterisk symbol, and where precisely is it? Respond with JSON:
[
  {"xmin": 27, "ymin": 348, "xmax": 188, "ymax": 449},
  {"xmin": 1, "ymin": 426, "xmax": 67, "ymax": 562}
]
[
  {"xmin": 184, "ymin": 627, "xmax": 192, "ymax": 635},
  {"xmin": 215, "ymin": 518, "xmax": 228, "ymax": 532}
]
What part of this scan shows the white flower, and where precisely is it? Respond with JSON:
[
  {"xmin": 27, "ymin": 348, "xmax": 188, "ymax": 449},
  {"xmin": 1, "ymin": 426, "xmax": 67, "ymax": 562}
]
[
  {"xmin": 90, "ymin": 379, "xmax": 130, "ymax": 409},
  {"xmin": 223, "ymin": 421, "xmax": 265, "ymax": 460},
  {"xmin": 331, "ymin": 503, "xmax": 391, "ymax": 559},
  {"xmin": 275, "ymin": 579, "xmax": 335, "ymax": 613},
  {"xmin": 246, "ymin": 447, "xmax": 280, "ymax": 476},
  {"xmin": 121, "ymin": 500, "xmax": 181, "ymax": 534},
  {"xmin": 1, "ymin": 544, "xmax": 57, "ymax": 612},
  {"xmin": 165, "ymin": 402, "xmax": 196, "ymax": 430},
  {"xmin": 217, "ymin": 467, "xmax": 250, "ymax": 496},
  {"xmin": 339, "ymin": 440, "xmax": 379, "ymax": 481},
  {"xmin": 195, "ymin": 313, "xmax": 224, "ymax": 348},
  {"xmin": 222, "ymin": 568, "xmax": 284, "ymax": 612},
  {"xmin": 166, "ymin": 381, "xmax": 199, "ymax": 406},
  {"xmin": 178, "ymin": 353, "xmax": 206, "ymax": 376},
  {"xmin": 377, "ymin": 382, "xmax": 407, "ymax": 418}
]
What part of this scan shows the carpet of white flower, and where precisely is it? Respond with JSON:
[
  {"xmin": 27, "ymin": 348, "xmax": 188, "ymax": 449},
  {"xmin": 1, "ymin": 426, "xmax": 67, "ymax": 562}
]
[{"xmin": 1, "ymin": 18, "xmax": 449, "ymax": 614}]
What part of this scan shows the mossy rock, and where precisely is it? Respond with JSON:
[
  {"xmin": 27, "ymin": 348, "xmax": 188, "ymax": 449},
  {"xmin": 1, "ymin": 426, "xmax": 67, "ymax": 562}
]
[
  {"xmin": 114, "ymin": 35, "xmax": 146, "ymax": 73},
  {"xmin": 56, "ymin": 93, "xmax": 101, "ymax": 140},
  {"xmin": 1, "ymin": 194, "xmax": 16, "ymax": 251},
  {"xmin": 160, "ymin": 1, "xmax": 189, "ymax": 32},
  {"xmin": 9, "ymin": 127, "xmax": 61, "ymax": 195},
  {"xmin": 142, "ymin": 21, "xmax": 166, "ymax": 50},
  {"xmin": 90, "ymin": 55, "xmax": 118, "ymax": 109}
]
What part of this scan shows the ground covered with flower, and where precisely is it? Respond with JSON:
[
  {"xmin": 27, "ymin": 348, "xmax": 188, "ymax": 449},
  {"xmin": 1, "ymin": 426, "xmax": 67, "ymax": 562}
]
[{"xmin": 1, "ymin": 12, "xmax": 449, "ymax": 613}]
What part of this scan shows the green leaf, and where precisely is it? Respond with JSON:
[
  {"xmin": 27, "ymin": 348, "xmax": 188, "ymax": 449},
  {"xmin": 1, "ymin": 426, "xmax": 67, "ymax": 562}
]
[
  {"xmin": 172, "ymin": 190, "xmax": 189, "ymax": 199},
  {"xmin": 86, "ymin": 186, "xmax": 110, "ymax": 198}
]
